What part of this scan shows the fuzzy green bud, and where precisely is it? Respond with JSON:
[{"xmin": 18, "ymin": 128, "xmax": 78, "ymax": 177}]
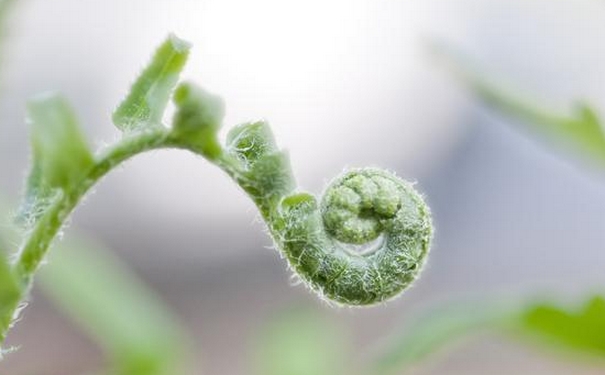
[{"xmin": 172, "ymin": 82, "xmax": 224, "ymax": 160}]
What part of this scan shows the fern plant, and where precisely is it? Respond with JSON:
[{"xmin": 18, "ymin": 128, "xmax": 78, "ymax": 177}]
[
  {"xmin": 354, "ymin": 41, "xmax": 605, "ymax": 374},
  {"xmin": 0, "ymin": 34, "xmax": 433, "ymax": 347}
]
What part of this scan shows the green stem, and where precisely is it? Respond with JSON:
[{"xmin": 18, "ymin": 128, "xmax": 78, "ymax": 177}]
[
  {"xmin": 0, "ymin": 37, "xmax": 433, "ymax": 352},
  {"xmin": 2, "ymin": 128, "xmax": 238, "ymax": 343},
  {"xmin": 15, "ymin": 130, "xmax": 168, "ymax": 284},
  {"xmin": 1, "ymin": 84, "xmax": 432, "ymax": 344}
]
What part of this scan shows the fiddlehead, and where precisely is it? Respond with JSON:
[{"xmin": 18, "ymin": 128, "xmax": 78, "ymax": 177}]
[
  {"xmin": 276, "ymin": 169, "xmax": 432, "ymax": 305},
  {"xmin": 0, "ymin": 34, "xmax": 433, "ymax": 345},
  {"xmin": 219, "ymin": 119, "xmax": 432, "ymax": 304}
]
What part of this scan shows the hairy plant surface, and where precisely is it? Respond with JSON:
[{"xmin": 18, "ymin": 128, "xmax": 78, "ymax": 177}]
[{"xmin": 0, "ymin": 34, "xmax": 433, "ymax": 347}]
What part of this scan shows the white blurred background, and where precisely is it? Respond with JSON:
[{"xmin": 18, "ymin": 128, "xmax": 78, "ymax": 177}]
[{"xmin": 2, "ymin": 0, "xmax": 605, "ymax": 374}]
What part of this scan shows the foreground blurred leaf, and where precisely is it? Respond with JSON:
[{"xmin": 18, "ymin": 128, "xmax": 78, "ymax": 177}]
[
  {"xmin": 40, "ymin": 237, "xmax": 188, "ymax": 375},
  {"xmin": 519, "ymin": 296, "xmax": 605, "ymax": 358},
  {"xmin": 434, "ymin": 43, "xmax": 605, "ymax": 167},
  {"xmin": 371, "ymin": 295, "xmax": 605, "ymax": 374},
  {"xmin": 113, "ymin": 34, "xmax": 191, "ymax": 132},
  {"xmin": 371, "ymin": 301, "xmax": 514, "ymax": 374},
  {"xmin": 252, "ymin": 309, "xmax": 348, "ymax": 375}
]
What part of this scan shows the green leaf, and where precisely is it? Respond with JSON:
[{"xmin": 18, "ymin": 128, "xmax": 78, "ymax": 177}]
[
  {"xmin": 556, "ymin": 104, "xmax": 605, "ymax": 164},
  {"xmin": 40, "ymin": 236, "xmax": 188, "ymax": 375},
  {"xmin": 226, "ymin": 120, "xmax": 278, "ymax": 166},
  {"xmin": 243, "ymin": 151, "xmax": 295, "ymax": 202},
  {"xmin": 371, "ymin": 301, "xmax": 514, "ymax": 374},
  {"xmin": 252, "ymin": 309, "xmax": 348, "ymax": 375},
  {"xmin": 434, "ymin": 42, "xmax": 605, "ymax": 167},
  {"xmin": 224, "ymin": 120, "xmax": 295, "ymax": 204},
  {"xmin": 19, "ymin": 93, "xmax": 94, "ymax": 227},
  {"xmin": 519, "ymin": 296, "xmax": 605, "ymax": 358},
  {"xmin": 27, "ymin": 93, "xmax": 94, "ymax": 190},
  {"xmin": 172, "ymin": 82, "xmax": 224, "ymax": 159},
  {"xmin": 113, "ymin": 34, "xmax": 191, "ymax": 132}
]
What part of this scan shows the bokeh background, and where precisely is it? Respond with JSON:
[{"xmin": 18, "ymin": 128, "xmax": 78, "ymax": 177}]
[{"xmin": 2, "ymin": 0, "xmax": 605, "ymax": 374}]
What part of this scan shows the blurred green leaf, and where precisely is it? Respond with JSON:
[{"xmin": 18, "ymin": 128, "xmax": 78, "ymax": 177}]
[
  {"xmin": 434, "ymin": 42, "xmax": 605, "ymax": 167},
  {"xmin": 27, "ymin": 93, "xmax": 94, "ymax": 190},
  {"xmin": 370, "ymin": 295, "xmax": 605, "ymax": 374},
  {"xmin": 18, "ymin": 94, "xmax": 94, "ymax": 227},
  {"xmin": 519, "ymin": 296, "xmax": 605, "ymax": 358},
  {"xmin": 371, "ymin": 301, "xmax": 513, "ymax": 374},
  {"xmin": 40, "ymin": 236, "xmax": 188, "ymax": 375},
  {"xmin": 252, "ymin": 309, "xmax": 348, "ymax": 375},
  {"xmin": 113, "ymin": 34, "xmax": 191, "ymax": 132}
]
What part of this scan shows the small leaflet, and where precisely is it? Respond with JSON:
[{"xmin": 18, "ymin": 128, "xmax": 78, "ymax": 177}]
[{"xmin": 113, "ymin": 34, "xmax": 191, "ymax": 132}]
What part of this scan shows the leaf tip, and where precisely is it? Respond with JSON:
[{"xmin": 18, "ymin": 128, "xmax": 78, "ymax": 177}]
[
  {"xmin": 167, "ymin": 33, "xmax": 192, "ymax": 54},
  {"xmin": 113, "ymin": 35, "xmax": 192, "ymax": 132}
]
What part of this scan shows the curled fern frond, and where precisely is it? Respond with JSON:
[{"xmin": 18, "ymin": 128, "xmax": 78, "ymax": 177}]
[
  {"xmin": 219, "ymin": 116, "xmax": 432, "ymax": 305},
  {"xmin": 0, "ymin": 34, "xmax": 433, "ymax": 345},
  {"xmin": 275, "ymin": 169, "xmax": 432, "ymax": 305}
]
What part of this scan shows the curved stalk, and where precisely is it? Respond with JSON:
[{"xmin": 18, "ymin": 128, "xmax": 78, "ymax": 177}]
[{"xmin": 0, "ymin": 36, "xmax": 433, "ymax": 346}]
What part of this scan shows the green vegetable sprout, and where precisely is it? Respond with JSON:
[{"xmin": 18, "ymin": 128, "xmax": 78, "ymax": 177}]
[{"xmin": 0, "ymin": 34, "xmax": 433, "ymax": 346}]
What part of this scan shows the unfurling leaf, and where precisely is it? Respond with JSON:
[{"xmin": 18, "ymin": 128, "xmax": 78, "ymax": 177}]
[
  {"xmin": 27, "ymin": 93, "xmax": 94, "ymax": 190},
  {"xmin": 172, "ymin": 82, "xmax": 224, "ymax": 159},
  {"xmin": 226, "ymin": 120, "xmax": 278, "ymax": 166},
  {"xmin": 18, "ymin": 93, "xmax": 93, "ymax": 226},
  {"xmin": 113, "ymin": 34, "xmax": 191, "ymax": 132},
  {"xmin": 2, "ymin": 35, "xmax": 436, "ymax": 355}
]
